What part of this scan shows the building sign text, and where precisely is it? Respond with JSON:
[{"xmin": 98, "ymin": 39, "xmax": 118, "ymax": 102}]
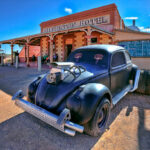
[{"xmin": 42, "ymin": 15, "xmax": 110, "ymax": 33}]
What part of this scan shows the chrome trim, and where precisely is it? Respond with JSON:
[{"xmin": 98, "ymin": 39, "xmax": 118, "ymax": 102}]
[
  {"xmin": 112, "ymin": 69, "xmax": 141, "ymax": 105},
  {"xmin": 12, "ymin": 91, "xmax": 84, "ymax": 136},
  {"xmin": 112, "ymin": 85, "xmax": 132, "ymax": 105},
  {"xmin": 130, "ymin": 69, "xmax": 141, "ymax": 92}
]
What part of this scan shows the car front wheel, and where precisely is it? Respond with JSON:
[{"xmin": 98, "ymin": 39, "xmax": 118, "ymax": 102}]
[{"xmin": 84, "ymin": 98, "xmax": 111, "ymax": 136}]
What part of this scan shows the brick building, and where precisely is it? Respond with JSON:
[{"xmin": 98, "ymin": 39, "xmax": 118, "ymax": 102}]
[
  {"xmin": 39, "ymin": 3, "xmax": 124, "ymax": 62},
  {"xmin": 0, "ymin": 3, "xmax": 150, "ymax": 67}
]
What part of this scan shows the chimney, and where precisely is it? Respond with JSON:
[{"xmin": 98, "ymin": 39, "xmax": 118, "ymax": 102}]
[{"xmin": 133, "ymin": 19, "xmax": 136, "ymax": 26}]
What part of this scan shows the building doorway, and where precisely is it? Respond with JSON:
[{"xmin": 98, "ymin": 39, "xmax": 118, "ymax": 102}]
[
  {"xmin": 64, "ymin": 37, "xmax": 73, "ymax": 60},
  {"xmin": 65, "ymin": 44, "xmax": 72, "ymax": 60},
  {"xmin": 67, "ymin": 44, "xmax": 72, "ymax": 57}
]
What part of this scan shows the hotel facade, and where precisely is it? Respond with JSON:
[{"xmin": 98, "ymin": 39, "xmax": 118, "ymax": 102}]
[{"xmin": 0, "ymin": 3, "xmax": 150, "ymax": 66}]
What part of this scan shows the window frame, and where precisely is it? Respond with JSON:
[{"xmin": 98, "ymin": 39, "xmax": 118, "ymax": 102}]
[
  {"xmin": 67, "ymin": 48, "xmax": 109, "ymax": 68},
  {"xmin": 91, "ymin": 37, "xmax": 98, "ymax": 44},
  {"xmin": 111, "ymin": 50, "xmax": 126, "ymax": 69},
  {"xmin": 124, "ymin": 50, "xmax": 132, "ymax": 64}
]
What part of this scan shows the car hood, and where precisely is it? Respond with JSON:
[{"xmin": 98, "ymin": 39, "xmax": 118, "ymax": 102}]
[{"xmin": 35, "ymin": 63, "xmax": 108, "ymax": 110}]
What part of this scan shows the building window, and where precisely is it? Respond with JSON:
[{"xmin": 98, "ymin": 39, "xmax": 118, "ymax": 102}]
[
  {"xmin": 91, "ymin": 38, "xmax": 97, "ymax": 43},
  {"xmin": 118, "ymin": 40, "xmax": 150, "ymax": 57}
]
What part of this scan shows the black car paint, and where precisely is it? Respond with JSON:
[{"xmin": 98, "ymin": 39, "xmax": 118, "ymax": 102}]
[
  {"xmin": 27, "ymin": 45, "xmax": 134, "ymax": 125},
  {"xmin": 110, "ymin": 50, "xmax": 132, "ymax": 96},
  {"xmin": 35, "ymin": 70, "xmax": 93, "ymax": 108},
  {"xmin": 66, "ymin": 83, "xmax": 111, "ymax": 124}
]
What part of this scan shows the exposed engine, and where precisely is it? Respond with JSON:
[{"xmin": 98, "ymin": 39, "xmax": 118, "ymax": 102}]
[{"xmin": 46, "ymin": 62, "xmax": 86, "ymax": 84}]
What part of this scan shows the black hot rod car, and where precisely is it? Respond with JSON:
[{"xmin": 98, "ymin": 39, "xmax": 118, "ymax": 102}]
[{"xmin": 12, "ymin": 45, "xmax": 140, "ymax": 136}]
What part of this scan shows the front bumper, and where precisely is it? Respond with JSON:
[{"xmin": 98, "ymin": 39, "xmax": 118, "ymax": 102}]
[{"xmin": 12, "ymin": 90, "xmax": 84, "ymax": 136}]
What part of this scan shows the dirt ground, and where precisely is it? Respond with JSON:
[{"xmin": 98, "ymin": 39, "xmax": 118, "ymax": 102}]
[{"xmin": 0, "ymin": 66, "xmax": 150, "ymax": 150}]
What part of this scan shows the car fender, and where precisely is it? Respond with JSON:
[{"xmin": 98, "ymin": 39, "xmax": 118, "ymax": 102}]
[
  {"xmin": 66, "ymin": 83, "xmax": 112, "ymax": 124},
  {"xmin": 27, "ymin": 75, "xmax": 45, "ymax": 103},
  {"xmin": 130, "ymin": 64, "xmax": 140, "ymax": 92}
]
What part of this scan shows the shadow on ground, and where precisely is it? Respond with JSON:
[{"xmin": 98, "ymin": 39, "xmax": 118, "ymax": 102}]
[
  {"xmin": 0, "ymin": 112, "xmax": 99, "ymax": 150},
  {"xmin": 0, "ymin": 66, "xmax": 48, "ymax": 95}
]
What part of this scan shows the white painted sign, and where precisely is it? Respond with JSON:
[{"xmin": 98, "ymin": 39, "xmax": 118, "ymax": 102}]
[{"xmin": 43, "ymin": 15, "xmax": 110, "ymax": 33}]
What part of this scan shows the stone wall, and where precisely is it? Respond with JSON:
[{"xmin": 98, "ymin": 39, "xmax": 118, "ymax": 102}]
[
  {"xmin": 74, "ymin": 32, "xmax": 85, "ymax": 49},
  {"xmin": 91, "ymin": 32, "xmax": 101, "ymax": 44},
  {"xmin": 55, "ymin": 35, "xmax": 63, "ymax": 61},
  {"xmin": 100, "ymin": 34, "xmax": 112, "ymax": 44},
  {"xmin": 41, "ymin": 37, "xmax": 49, "ymax": 56},
  {"xmin": 39, "ymin": 31, "xmax": 113, "ymax": 62}
]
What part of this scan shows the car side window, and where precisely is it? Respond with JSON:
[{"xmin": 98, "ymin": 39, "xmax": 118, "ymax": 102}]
[
  {"xmin": 111, "ymin": 51, "xmax": 126, "ymax": 68},
  {"xmin": 124, "ymin": 51, "xmax": 131, "ymax": 64}
]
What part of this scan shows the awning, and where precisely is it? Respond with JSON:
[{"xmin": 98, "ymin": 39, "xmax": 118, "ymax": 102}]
[{"xmin": 0, "ymin": 25, "xmax": 114, "ymax": 46}]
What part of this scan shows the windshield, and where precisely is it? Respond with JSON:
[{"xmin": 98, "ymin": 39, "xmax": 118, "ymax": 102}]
[{"xmin": 67, "ymin": 49, "xmax": 108, "ymax": 68}]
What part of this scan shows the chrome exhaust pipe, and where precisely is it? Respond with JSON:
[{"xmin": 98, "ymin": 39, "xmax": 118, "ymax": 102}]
[{"xmin": 12, "ymin": 91, "xmax": 84, "ymax": 136}]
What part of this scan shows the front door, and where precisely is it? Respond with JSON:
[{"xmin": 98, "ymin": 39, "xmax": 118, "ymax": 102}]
[{"xmin": 66, "ymin": 44, "xmax": 72, "ymax": 60}]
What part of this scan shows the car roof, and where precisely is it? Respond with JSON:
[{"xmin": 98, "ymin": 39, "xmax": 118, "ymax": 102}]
[{"xmin": 75, "ymin": 44, "xmax": 125, "ymax": 53}]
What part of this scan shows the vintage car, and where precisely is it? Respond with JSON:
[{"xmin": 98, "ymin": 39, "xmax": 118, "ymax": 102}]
[{"xmin": 12, "ymin": 45, "xmax": 140, "ymax": 136}]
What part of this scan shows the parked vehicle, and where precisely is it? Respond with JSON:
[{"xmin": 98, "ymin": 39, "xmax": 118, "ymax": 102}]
[{"xmin": 12, "ymin": 45, "xmax": 140, "ymax": 136}]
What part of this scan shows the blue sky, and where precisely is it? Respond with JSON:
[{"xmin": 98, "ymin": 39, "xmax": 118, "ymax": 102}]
[{"xmin": 0, "ymin": 0, "xmax": 150, "ymax": 54}]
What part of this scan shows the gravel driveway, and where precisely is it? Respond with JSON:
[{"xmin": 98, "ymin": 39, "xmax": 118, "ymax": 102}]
[{"xmin": 0, "ymin": 66, "xmax": 150, "ymax": 150}]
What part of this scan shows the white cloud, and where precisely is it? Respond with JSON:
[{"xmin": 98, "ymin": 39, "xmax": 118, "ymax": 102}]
[
  {"xmin": 139, "ymin": 26, "xmax": 150, "ymax": 32},
  {"xmin": 64, "ymin": 8, "xmax": 72, "ymax": 14},
  {"xmin": 124, "ymin": 17, "xmax": 138, "ymax": 20}
]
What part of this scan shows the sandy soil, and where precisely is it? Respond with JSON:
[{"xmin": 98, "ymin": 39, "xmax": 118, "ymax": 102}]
[{"xmin": 0, "ymin": 66, "xmax": 150, "ymax": 150}]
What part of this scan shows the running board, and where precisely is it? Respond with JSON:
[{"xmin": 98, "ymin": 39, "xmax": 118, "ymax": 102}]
[{"xmin": 112, "ymin": 85, "xmax": 132, "ymax": 105}]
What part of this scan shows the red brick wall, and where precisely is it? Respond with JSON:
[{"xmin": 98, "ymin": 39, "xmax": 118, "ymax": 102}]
[{"xmin": 19, "ymin": 46, "xmax": 40, "ymax": 62}]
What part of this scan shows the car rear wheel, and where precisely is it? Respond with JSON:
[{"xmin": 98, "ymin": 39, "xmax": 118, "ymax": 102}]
[{"xmin": 84, "ymin": 98, "xmax": 110, "ymax": 136}]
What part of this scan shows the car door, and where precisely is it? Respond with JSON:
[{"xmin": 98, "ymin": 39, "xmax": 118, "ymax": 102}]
[{"xmin": 110, "ymin": 50, "xmax": 127, "ymax": 96}]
